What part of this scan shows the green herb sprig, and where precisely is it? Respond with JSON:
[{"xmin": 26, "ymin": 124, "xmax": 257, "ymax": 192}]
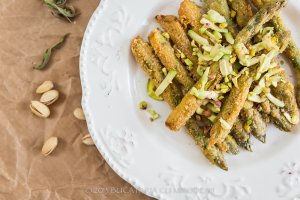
[
  {"xmin": 43, "ymin": 0, "xmax": 76, "ymax": 23},
  {"xmin": 34, "ymin": 33, "xmax": 69, "ymax": 70}
]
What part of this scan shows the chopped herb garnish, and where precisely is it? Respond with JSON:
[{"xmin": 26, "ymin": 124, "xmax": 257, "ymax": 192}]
[
  {"xmin": 148, "ymin": 110, "xmax": 160, "ymax": 121},
  {"xmin": 244, "ymin": 119, "xmax": 253, "ymax": 133},
  {"xmin": 155, "ymin": 70, "xmax": 177, "ymax": 96},
  {"xmin": 147, "ymin": 79, "xmax": 163, "ymax": 101},
  {"xmin": 139, "ymin": 101, "xmax": 148, "ymax": 110},
  {"xmin": 162, "ymin": 68, "xmax": 168, "ymax": 76},
  {"xmin": 162, "ymin": 32, "xmax": 170, "ymax": 40}
]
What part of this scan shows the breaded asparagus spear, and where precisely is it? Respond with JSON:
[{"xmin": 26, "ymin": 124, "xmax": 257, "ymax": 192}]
[
  {"xmin": 165, "ymin": 62, "xmax": 222, "ymax": 131},
  {"xmin": 252, "ymin": 0, "xmax": 300, "ymax": 106},
  {"xmin": 270, "ymin": 104, "xmax": 293, "ymax": 131},
  {"xmin": 148, "ymin": 29, "xmax": 194, "ymax": 94},
  {"xmin": 203, "ymin": 0, "xmax": 237, "ymax": 35},
  {"xmin": 178, "ymin": 0, "xmax": 202, "ymax": 32},
  {"xmin": 258, "ymin": 69, "xmax": 295, "ymax": 132},
  {"xmin": 229, "ymin": 0, "xmax": 254, "ymax": 28},
  {"xmin": 270, "ymin": 68, "xmax": 299, "ymax": 130},
  {"xmin": 229, "ymin": 0, "xmax": 269, "ymax": 143},
  {"xmin": 208, "ymin": 68, "xmax": 255, "ymax": 148},
  {"xmin": 208, "ymin": 0, "xmax": 287, "ymax": 148},
  {"xmin": 224, "ymin": 135, "xmax": 240, "ymax": 155},
  {"xmin": 162, "ymin": 61, "xmax": 238, "ymax": 154},
  {"xmin": 156, "ymin": 15, "xmax": 200, "ymax": 81},
  {"xmin": 131, "ymin": 36, "xmax": 228, "ymax": 170},
  {"xmin": 230, "ymin": 117, "xmax": 252, "ymax": 151},
  {"xmin": 234, "ymin": 0, "xmax": 286, "ymax": 45},
  {"xmin": 242, "ymin": 106, "xmax": 267, "ymax": 143},
  {"xmin": 185, "ymin": 119, "xmax": 228, "ymax": 169},
  {"xmin": 258, "ymin": 66, "xmax": 293, "ymax": 134}
]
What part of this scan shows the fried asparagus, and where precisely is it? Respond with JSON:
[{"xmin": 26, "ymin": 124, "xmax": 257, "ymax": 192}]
[
  {"xmin": 255, "ymin": 68, "xmax": 295, "ymax": 132},
  {"xmin": 234, "ymin": 0, "xmax": 286, "ymax": 45},
  {"xmin": 230, "ymin": 117, "xmax": 252, "ymax": 151},
  {"xmin": 208, "ymin": 68, "xmax": 255, "ymax": 148},
  {"xmin": 203, "ymin": 0, "xmax": 237, "ymax": 35},
  {"xmin": 229, "ymin": 0, "xmax": 254, "ymax": 28},
  {"xmin": 178, "ymin": 0, "xmax": 202, "ymax": 32},
  {"xmin": 166, "ymin": 62, "xmax": 222, "ymax": 131},
  {"xmin": 229, "ymin": 0, "xmax": 269, "ymax": 143},
  {"xmin": 241, "ymin": 106, "xmax": 267, "ymax": 143},
  {"xmin": 224, "ymin": 135, "xmax": 240, "ymax": 154},
  {"xmin": 252, "ymin": 0, "xmax": 300, "ymax": 107},
  {"xmin": 270, "ymin": 67, "xmax": 299, "ymax": 130},
  {"xmin": 148, "ymin": 29, "xmax": 194, "ymax": 94},
  {"xmin": 131, "ymin": 36, "xmax": 228, "ymax": 170},
  {"xmin": 156, "ymin": 15, "xmax": 200, "ymax": 81},
  {"xmin": 208, "ymin": 0, "xmax": 287, "ymax": 148}
]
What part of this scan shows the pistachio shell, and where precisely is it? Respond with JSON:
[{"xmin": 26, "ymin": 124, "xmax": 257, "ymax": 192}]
[
  {"xmin": 73, "ymin": 107, "xmax": 85, "ymax": 120},
  {"xmin": 36, "ymin": 81, "xmax": 54, "ymax": 94},
  {"xmin": 40, "ymin": 90, "xmax": 59, "ymax": 105},
  {"xmin": 41, "ymin": 137, "xmax": 58, "ymax": 156},
  {"xmin": 30, "ymin": 101, "xmax": 50, "ymax": 118},
  {"xmin": 81, "ymin": 134, "xmax": 94, "ymax": 146}
]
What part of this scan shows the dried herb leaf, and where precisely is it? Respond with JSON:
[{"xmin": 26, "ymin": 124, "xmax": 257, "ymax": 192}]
[
  {"xmin": 34, "ymin": 33, "xmax": 69, "ymax": 70},
  {"xmin": 43, "ymin": 0, "xmax": 76, "ymax": 22},
  {"xmin": 53, "ymin": 0, "xmax": 67, "ymax": 6},
  {"xmin": 51, "ymin": 5, "xmax": 76, "ymax": 23}
]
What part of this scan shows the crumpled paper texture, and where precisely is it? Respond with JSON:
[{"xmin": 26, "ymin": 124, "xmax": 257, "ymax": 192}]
[{"xmin": 0, "ymin": 0, "xmax": 153, "ymax": 199}]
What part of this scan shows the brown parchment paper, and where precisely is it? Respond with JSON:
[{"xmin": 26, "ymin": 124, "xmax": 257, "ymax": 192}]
[{"xmin": 0, "ymin": 1, "xmax": 153, "ymax": 199}]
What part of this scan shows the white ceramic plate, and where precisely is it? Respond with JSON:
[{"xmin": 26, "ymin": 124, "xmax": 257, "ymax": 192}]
[{"xmin": 80, "ymin": 0, "xmax": 300, "ymax": 199}]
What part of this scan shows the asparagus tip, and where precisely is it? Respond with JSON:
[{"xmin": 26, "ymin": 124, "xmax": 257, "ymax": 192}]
[
  {"xmin": 228, "ymin": 148, "xmax": 240, "ymax": 155},
  {"xmin": 244, "ymin": 142, "xmax": 253, "ymax": 152},
  {"xmin": 216, "ymin": 159, "xmax": 229, "ymax": 171},
  {"xmin": 253, "ymin": 134, "xmax": 266, "ymax": 143},
  {"xmin": 246, "ymin": 144, "xmax": 253, "ymax": 152}
]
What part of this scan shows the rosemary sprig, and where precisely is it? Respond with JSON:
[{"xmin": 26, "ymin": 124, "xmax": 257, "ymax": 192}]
[
  {"xmin": 43, "ymin": 0, "xmax": 76, "ymax": 22},
  {"xmin": 34, "ymin": 33, "xmax": 69, "ymax": 70}
]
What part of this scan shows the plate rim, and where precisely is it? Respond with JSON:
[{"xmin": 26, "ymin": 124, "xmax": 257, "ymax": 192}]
[{"xmin": 79, "ymin": 0, "xmax": 160, "ymax": 199}]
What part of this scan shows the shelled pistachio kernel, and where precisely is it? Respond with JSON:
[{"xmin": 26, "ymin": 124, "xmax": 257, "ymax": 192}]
[
  {"xmin": 82, "ymin": 134, "xmax": 94, "ymax": 146},
  {"xmin": 41, "ymin": 137, "xmax": 58, "ymax": 156},
  {"xmin": 36, "ymin": 81, "xmax": 54, "ymax": 94},
  {"xmin": 30, "ymin": 101, "xmax": 50, "ymax": 118},
  {"xmin": 73, "ymin": 107, "xmax": 86, "ymax": 120},
  {"xmin": 40, "ymin": 90, "xmax": 59, "ymax": 105}
]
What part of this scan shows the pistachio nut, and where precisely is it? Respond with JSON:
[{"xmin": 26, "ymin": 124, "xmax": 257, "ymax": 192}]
[
  {"xmin": 40, "ymin": 90, "xmax": 59, "ymax": 105},
  {"xmin": 82, "ymin": 134, "xmax": 94, "ymax": 146},
  {"xmin": 30, "ymin": 101, "xmax": 50, "ymax": 118},
  {"xmin": 36, "ymin": 81, "xmax": 54, "ymax": 94},
  {"xmin": 41, "ymin": 137, "xmax": 58, "ymax": 156},
  {"xmin": 73, "ymin": 107, "xmax": 85, "ymax": 120}
]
